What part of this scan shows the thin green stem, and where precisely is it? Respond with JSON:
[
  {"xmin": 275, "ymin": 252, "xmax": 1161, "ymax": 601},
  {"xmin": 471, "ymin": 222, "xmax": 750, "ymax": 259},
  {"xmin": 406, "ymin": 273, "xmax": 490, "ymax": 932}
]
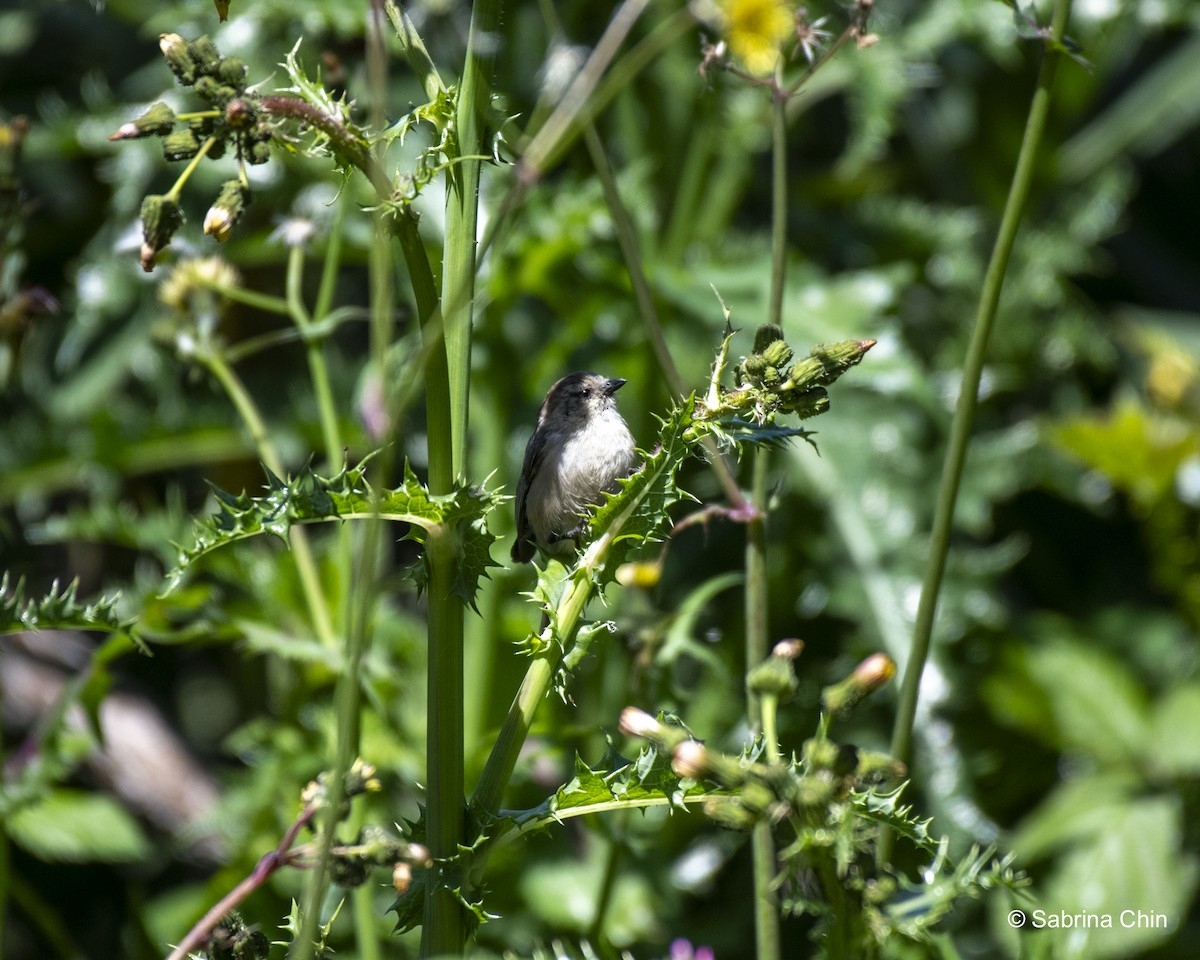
[
  {"xmin": 200, "ymin": 350, "xmax": 337, "ymax": 650},
  {"xmin": 164, "ymin": 136, "xmax": 216, "ymax": 202},
  {"xmin": 293, "ymin": 7, "xmax": 393, "ymax": 953},
  {"xmin": 476, "ymin": 5, "xmax": 691, "ymax": 269},
  {"xmin": 210, "ymin": 283, "xmax": 291, "ymax": 315},
  {"xmin": 580, "ymin": 123, "xmax": 746, "ymax": 508},
  {"xmin": 768, "ymin": 87, "xmax": 788, "ymax": 330},
  {"xmin": 286, "ymin": 243, "xmax": 344, "ymax": 468},
  {"xmin": 470, "ymin": 564, "xmax": 590, "ymax": 821},
  {"xmin": 882, "ymin": 0, "xmax": 1074, "ymax": 863},
  {"xmin": 286, "ymin": 244, "xmax": 313, "ymax": 328},
  {"xmin": 761, "ymin": 693, "xmax": 781, "ymax": 765},
  {"xmin": 746, "ymin": 68, "xmax": 791, "ymax": 960},
  {"xmin": 314, "ymin": 196, "xmax": 347, "ymax": 323},
  {"xmin": 586, "ymin": 826, "xmax": 624, "ymax": 947}
]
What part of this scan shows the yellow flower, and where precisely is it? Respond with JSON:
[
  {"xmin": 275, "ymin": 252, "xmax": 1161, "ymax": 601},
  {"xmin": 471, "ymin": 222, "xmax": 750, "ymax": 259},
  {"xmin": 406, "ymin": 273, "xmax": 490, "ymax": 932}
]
[{"xmin": 718, "ymin": 0, "xmax": 794, "ymax": 76}]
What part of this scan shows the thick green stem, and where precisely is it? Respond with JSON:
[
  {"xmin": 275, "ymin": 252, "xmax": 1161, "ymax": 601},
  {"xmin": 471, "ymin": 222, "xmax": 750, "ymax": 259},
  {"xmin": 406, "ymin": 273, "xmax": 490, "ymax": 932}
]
[
  {"xmin": 746, "ymin": 451, "xmax": 779, "ymax": 960},
  {"xmin": 470, "ymin": 566, "xmax": 592, "ymax": 819},
  {"xmin": 882, "ymin": 0, "xmax": 1074, "ymax": 862},
  {"xmin": 422, "ymin": 0, "xmax": 500, "ymax": 953}
]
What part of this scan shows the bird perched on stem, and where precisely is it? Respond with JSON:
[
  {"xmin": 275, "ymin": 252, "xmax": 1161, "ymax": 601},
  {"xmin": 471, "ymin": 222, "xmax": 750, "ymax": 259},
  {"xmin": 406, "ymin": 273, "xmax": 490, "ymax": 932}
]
[{"xmin": 511, "ymin": 372, "xmax": 637, "ymax": 563}]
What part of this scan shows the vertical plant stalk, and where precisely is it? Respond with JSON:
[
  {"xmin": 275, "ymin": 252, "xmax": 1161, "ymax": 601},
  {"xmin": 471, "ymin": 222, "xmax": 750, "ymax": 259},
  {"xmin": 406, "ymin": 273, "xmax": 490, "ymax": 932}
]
[
  {"xmin": 883, "ymin": 0, "xmax": 1075, "ymax": 860},
  {"xmin": 422, "ymin": 0, "xmax": 500, "ymax": 954},
  {"xmin": 746, "ymin": 80, "xmax": 790, "ymax": 960}
]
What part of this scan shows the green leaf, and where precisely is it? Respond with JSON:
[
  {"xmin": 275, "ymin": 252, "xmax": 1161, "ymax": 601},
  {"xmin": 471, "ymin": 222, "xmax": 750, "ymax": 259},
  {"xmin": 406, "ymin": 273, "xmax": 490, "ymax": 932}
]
[
  {"xmin": 1027, "ymin": 638, "xmax": 1150, "ymax": 764},
  {"xmin": 7, "ymin": 789, "xmax": 152, "ymax": 863},
  {"xmin": 0, "ymin": 573, "xmax": 136, "ymax": 643},
  {"xmin": 389, "ymin": 868, "xmax": 427, "ymax": 935},
  {"xmin": 851, "ymin": 784, "xmax": 937, "ymax": 854},
  {"xmin": 501, "ymin": 745, "xmax": 718, "ymax": 838},
  {"xmin": 1149, "ymin": 683, "xmax": 1200, "ymax": 777},
  {"xmin": 1010, "ymin": 770, "xmax": 1142, "ymax": 863},
  {"xmin": 167, "ymin": 457, "xmax": 503, "ymax": 608},
  {"xmin": 1040, "ymin": 798, "xmax": 1197, "ymax": 959}
]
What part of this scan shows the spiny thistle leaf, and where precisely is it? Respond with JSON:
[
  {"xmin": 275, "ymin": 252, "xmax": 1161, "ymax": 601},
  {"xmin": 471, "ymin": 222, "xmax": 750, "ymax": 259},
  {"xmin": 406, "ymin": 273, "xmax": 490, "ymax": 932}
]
[
  {"xmin": 0, "ymin": 573, "xmax": 135, "ymax": 642},
  {"xmin": 501, "ymin": 744, "xmax": 723, "ymax": 838},
  {"xmin": 388, "ymin": 869, "xmax": 426, "ymax": 934},
  {"xmin": 849, "ymin": 784, "xmax": 937, "ymax": 853},
  {"xmin": 277, "ymin": 39, "xmax": 368, "ymax": 169},
  {"xmin": 167, "ymin": 458, "xmax": 503, "ymax": 608}
]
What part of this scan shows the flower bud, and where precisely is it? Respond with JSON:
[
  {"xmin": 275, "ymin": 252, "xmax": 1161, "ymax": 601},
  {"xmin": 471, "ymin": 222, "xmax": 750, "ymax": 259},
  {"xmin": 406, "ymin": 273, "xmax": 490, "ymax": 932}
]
[
  {"xmin": 616, "ymin": 559, "xmax": 662, "ymax": 590},
  {"xmin": 248, "ymin": 138, "xmax": 272, "ymax": 165},
  {"xmin": 193, "ymin": 76, "xmax": 237, "ymax": 106},
  {"xmin": 761, "ymin": 338, "xmax": 793, "ymax": 370},
  {"xmin": 773, "ymin": 638, "xmax": 804, "ymax": 660},
  {"xmin": 702, "ymin": 796, "xmax": 757, "ymax": 830},
  {"xmin": 753, "ymin": 323, "xmax": 786, "ymax": 355},
  {"xmin": 139, "ymin": 194, "xmax": 184, "ymax": 272},
  {"xmin": 671, "ymin": 741, "xmax": 711, "ymax": 780},
  {"xmin": 161, "ymin": 129, "xmax": 200, "ymax": 161},
  {"xmin": 792, "ymin": 774, "xmax": 836, "ymax": 809},
  {"xmin": 108, "ymin": 102, "xmax": 176, "ymax": 141},
  {"xmin": 225, "ymin": 98, "xmax": 255, "ymax": 128},
  {"xmin": 217, "ymin": 56, "xmax": 248, "ymax": 88},
  {"xmin": 187, "ymin": 36, "xmax": 221, "ymax": 76},
  {"xmin": 204, "ymin": 179, "xmax": 251, "ymax": 242},
  {"xmin": 392, "ymin": 861, "xmax": 412, "ymax": 896},
  {"xmin": 786, "ymin": 386, "xmax": 829, "ymax": 420},
  {"xmin": 741, "ymin": 354, "xmax": 768, "ymax": 378},
  {"xmin": 619, "ymin": 706, "xmax": 663, "ymax": 740},
  {"xmin": 345, "ymin": 758, "xmax": 381, "ymax": 797},
  {"xmin": 821, "ymin": 653, "xmax": 896, "ymax": 717},
  {"xmin": 159, "ymin": 33, "xmax": 196, "ymax": 84},
  {"xmin": 747, "ymin": 642, "xmax": 802, "ymax": 700}
]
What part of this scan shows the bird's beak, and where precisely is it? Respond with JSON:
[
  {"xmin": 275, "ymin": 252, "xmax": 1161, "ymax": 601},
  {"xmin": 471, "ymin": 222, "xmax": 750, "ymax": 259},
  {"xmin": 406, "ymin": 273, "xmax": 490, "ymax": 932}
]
[{"xmin": 604, "ymin": 378, "xmax": 627, "ymax": 396}]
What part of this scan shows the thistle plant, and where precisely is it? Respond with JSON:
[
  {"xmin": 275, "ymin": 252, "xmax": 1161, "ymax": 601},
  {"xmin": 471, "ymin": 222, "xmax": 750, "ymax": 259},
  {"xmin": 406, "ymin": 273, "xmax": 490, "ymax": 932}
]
[{"xmin": 0, "ymin": 0, "xmax": 1100, "ymax": 957}]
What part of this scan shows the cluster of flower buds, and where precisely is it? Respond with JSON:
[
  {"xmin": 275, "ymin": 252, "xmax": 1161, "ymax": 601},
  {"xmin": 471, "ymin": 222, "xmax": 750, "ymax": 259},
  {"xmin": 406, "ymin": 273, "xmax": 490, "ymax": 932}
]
[
  {"xmin": 632, "ymin": 653, "xmax": 901, "ymax": 832},
  {"xmin": 204, "ymin": 911, "xmax": 269, "ymax": 960},
  {"xmin": 733, "ymin": 323, "xmax": 877, "ymax": 421},
  {"xmin": 110, "ymin": 33, "xmax": 272, "ymax": 270},
  {"xmin": 329, "ymin": 824, "xmax": 431, "ymax": 890}
]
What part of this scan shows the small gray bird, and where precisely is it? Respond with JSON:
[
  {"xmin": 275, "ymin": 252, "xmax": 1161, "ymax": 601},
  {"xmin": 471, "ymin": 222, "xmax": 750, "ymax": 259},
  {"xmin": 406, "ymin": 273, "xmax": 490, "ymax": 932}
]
[{"xmin": 512, "ymin": 372, "xmax": 638, "ymax": 563}]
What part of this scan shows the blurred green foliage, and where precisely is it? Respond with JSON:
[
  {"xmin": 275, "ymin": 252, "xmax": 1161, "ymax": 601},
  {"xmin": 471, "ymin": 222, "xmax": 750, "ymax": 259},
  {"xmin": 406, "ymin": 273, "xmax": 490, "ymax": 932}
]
[{"xmin": 2, "ymin": 0, "xmax": 1200, "ymax": 958}]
